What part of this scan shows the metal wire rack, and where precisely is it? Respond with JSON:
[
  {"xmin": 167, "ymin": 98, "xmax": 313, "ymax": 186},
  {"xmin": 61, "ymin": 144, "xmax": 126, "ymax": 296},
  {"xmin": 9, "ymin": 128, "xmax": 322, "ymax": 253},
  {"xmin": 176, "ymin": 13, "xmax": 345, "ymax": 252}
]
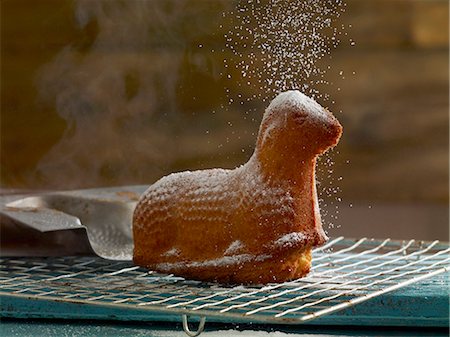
[{"xmin": 1, "ymin": 237, "xmax": 449, "ymax": 335}]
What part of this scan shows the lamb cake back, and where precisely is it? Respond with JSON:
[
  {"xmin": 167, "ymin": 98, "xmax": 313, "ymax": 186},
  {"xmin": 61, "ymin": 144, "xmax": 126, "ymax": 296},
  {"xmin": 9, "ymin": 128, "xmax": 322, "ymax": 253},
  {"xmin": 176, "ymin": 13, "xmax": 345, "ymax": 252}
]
[{"xmin": 133, "ymin": 90, "xmax": 342, "ymax": 284}]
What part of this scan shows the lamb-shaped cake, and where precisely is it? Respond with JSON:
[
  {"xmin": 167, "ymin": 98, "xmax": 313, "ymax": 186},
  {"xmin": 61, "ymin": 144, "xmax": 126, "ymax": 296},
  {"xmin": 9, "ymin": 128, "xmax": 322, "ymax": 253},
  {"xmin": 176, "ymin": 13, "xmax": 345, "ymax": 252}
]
[{"xmin": 133, "ymin": 90, "xmax": 342, "ymax": 284}]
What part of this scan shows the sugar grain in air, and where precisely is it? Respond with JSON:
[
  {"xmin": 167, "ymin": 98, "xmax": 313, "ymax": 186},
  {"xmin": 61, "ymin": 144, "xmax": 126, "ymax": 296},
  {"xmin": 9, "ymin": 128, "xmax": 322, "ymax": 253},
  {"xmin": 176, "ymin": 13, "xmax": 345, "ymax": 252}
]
[
  {"xmin": 224, "ymin": 0, "xmax": 346, "ymax": 103},
  {"xmin": 223, "ymin": 0, "xmax": 347, "ymax": 232}
]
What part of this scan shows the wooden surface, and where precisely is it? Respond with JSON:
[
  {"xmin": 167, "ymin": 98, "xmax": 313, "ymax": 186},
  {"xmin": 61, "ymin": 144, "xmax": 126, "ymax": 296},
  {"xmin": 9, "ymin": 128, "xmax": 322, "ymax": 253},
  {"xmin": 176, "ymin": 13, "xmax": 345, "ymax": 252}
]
[
  {"xmin": 2, "ymin": 0, "xmax": 448, "ymax": 199},
  {"xmin": 1, "ymin": 1, "xmax": 448, "ymax": 241}
]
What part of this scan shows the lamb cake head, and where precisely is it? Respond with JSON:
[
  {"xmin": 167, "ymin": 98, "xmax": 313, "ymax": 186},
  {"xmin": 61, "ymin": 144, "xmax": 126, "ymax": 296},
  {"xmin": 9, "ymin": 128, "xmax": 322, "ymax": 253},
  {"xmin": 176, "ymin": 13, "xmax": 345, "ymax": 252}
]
[
  {"xmin": 256, "ymin": 91, "xmax": 342, "ymax": 176},
  {"xmin": 133, "ymin": 90, "xmax": 343, "ymax": 284}
]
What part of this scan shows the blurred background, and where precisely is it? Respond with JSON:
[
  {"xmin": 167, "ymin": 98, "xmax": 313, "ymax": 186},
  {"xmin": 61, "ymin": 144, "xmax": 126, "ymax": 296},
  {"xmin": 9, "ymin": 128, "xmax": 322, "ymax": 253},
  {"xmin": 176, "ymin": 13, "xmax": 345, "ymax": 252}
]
[{"xmin": 1, "ymin": 0, "xmax": 449, "ymax": 241}]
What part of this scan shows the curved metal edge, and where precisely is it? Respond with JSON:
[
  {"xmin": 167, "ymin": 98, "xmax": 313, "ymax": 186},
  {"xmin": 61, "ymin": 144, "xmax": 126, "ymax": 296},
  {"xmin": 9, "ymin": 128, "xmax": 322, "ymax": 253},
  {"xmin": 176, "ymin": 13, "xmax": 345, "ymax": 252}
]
[{"xmin": 182, "ymin": 314, "xmax": 206, "ymax": 337}]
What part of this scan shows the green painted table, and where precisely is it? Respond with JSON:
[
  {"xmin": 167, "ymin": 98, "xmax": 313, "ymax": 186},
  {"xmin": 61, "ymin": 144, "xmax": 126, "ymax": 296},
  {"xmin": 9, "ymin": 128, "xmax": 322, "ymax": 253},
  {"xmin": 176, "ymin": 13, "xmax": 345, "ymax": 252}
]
[{"xmin": 1, "ymin": 273, "xmax": 448, "ymax": 336}]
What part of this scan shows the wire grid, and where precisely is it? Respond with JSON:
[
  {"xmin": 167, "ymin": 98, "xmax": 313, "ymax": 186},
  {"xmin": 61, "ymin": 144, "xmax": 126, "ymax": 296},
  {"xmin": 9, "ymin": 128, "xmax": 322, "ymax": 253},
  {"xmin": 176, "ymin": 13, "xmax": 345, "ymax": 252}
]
[{"xmin": 1, "ymin": 237, "xmax": 449, "ymax": 324}]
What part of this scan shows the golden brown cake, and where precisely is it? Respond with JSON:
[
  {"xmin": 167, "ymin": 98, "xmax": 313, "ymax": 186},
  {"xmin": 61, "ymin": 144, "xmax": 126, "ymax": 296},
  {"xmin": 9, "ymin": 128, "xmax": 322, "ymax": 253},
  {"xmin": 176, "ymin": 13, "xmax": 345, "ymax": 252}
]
[{"xmin": 133, "ymin": 90, "xmax": 342, "ymax": 284}]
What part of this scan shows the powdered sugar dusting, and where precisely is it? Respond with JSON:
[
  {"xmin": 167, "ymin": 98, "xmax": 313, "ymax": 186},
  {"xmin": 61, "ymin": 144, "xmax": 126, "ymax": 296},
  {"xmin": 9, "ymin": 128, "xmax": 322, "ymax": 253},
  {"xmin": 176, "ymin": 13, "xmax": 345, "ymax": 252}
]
[
  {"xmin": 224, "ymin": 240, "xmax": 245, "ymax": 255},
  {"xmin": 274, "ymin": 232, "xmax": 307, "ymax": 249},
  {"xmin": 156, "ymin": 253, "xmax": 271, "ymax": 272},
  {"xmin": 134, "ymin": 168, "xmax": 236, "ymax": 230},
  {"xmin": 162, "ymin": 248, "xmax": 180, "ymax": 257},
  {"xmin": 135, "ymin": 158, "xmax": 297, "ymax": 231},
  {"xmin": 266, "ymin": 90, "xmax": 328, "ymax": 120}
]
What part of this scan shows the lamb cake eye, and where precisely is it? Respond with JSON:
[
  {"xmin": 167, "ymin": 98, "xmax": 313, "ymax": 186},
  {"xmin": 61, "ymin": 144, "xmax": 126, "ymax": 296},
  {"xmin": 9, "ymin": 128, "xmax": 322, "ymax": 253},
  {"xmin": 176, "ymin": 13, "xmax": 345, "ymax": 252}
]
[{"xmin": 132, "ymin": 90, "xmax": 342, "ymax": 284}]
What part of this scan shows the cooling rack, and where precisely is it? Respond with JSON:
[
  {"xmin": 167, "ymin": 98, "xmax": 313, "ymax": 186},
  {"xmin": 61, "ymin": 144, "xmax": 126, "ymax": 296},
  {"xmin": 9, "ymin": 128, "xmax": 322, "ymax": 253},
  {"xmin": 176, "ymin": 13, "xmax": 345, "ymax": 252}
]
[{"xmin": 1, "ymin": 237, "xmax": 449, "ymax": 336}]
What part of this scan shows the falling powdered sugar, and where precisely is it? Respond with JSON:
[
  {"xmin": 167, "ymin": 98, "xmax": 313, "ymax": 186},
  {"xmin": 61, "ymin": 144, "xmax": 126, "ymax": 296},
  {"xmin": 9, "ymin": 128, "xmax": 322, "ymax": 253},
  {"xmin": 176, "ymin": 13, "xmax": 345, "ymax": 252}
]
[
  {"xmin": 223, "ymin": 0, "xmax": 348, "ymax": 234},
  {"xmin": 224, "ymin": 0, "xmax": 346, "ymax": 103}
]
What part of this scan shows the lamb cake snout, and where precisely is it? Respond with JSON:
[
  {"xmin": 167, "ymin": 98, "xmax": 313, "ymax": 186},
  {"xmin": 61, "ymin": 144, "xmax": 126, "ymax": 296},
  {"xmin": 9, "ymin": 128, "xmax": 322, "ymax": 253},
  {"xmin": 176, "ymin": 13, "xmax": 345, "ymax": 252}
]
[{"xmin": 133, "ymin": 90, "xmax": 343, "ymax": 284}]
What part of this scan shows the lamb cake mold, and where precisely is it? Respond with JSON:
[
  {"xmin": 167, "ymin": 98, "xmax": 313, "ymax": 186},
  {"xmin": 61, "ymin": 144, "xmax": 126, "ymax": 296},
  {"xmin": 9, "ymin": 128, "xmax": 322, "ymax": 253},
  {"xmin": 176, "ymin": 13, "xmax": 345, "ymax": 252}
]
[{"xmin": 133, "ymin": 90, "xmax": 343, "ymax": 284}]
